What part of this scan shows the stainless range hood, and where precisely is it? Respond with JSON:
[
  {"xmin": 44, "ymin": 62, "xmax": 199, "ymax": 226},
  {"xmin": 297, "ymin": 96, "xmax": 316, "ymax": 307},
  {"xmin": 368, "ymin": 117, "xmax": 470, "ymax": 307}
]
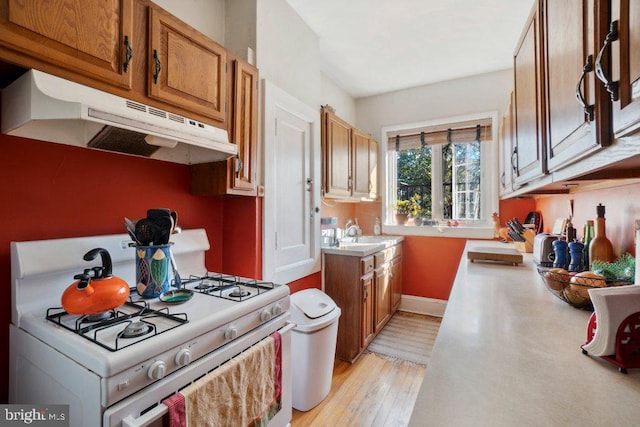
[{"xmin": 1, "ymin": 70, "xmax": 236, "ymax": 164}]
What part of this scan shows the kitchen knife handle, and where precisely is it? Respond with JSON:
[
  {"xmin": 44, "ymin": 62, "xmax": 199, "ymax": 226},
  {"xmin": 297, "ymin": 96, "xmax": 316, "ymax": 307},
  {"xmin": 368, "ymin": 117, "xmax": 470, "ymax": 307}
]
[
  {"xmin": 153, "ymin": 49, "xmax": 162, "ymax": 84},
  {"xmin": 575, "ymin": 54, "xmax": 594, "ymax": 121},
  {"xmin": 595, "ymin": 20, "xmax": 619, "ymax": 101}
]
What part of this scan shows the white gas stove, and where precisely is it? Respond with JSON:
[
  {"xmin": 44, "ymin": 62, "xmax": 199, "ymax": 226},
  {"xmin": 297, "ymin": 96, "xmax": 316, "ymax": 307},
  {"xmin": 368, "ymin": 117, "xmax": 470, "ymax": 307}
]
[{"xmin": 9, "ymin": 229, "xmax": 292, "ymax": 427}]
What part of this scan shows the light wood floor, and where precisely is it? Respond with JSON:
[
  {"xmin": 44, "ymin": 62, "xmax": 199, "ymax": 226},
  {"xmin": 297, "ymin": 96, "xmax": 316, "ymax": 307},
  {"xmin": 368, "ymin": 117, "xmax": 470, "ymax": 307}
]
[{"xmin": 291, "ymin": 314, "xmax": 441, "ymax": 427}]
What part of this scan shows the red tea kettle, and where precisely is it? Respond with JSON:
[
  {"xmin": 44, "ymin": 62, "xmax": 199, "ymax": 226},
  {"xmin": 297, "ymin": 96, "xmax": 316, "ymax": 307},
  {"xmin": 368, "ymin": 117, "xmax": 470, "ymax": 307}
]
[{"xmin": 61, "ymin": 248, "xmax": 130, "ymax": 315}]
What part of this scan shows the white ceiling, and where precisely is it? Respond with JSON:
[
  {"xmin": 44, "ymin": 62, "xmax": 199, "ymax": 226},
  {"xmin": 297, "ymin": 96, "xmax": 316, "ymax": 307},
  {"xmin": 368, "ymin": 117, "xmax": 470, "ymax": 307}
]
[{"xmin": 285, "ymin": 0, "xmax": 534, "ymax": 99}]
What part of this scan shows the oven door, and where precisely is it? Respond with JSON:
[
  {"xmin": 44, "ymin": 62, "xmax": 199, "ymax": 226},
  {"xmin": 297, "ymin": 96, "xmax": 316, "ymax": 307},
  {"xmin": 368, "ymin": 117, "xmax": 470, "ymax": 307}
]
[{"xmin": 106, "ymin": 318, "xmax": 294, "ymax": 427}]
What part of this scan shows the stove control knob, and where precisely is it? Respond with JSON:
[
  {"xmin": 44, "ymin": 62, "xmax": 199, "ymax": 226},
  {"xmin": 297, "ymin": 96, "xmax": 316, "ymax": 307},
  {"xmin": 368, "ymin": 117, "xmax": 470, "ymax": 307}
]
[
  {"xmin": 271, "ymin": 303, "xmax": 283, "ymax": 316},
  {"xmin": 175, "ymin": 349, "xmax": 192, "ymax": 366},
  {"xmin": 260, "ymin": 310, "xmax": 272, "ymax": 322},
  {"xmin": 224, "ymin": 326, "xmax": 238, "ymax": 340},
  {"xmin": 147, "ymin": 360, "xmax": 166, "ymax": 380}
]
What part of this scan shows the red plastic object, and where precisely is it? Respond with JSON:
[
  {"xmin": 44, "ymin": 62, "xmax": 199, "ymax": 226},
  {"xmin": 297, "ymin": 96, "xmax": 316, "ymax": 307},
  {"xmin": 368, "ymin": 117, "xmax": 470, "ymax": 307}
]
[{"xmin": 582, "ymin": 312, "xmax": 640, "ymax": 374}]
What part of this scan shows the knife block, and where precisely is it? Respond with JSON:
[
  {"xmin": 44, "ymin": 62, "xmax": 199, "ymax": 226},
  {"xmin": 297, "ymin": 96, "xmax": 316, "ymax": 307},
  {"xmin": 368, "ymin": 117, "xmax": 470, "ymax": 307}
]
[{"xmin": 513, "ymin": 229, "xmax": 535, "ymax": 253}]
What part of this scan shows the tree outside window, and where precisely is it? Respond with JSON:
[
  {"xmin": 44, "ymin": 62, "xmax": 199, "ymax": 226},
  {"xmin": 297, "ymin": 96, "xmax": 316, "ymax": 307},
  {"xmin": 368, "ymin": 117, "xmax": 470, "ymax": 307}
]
[{"xmin": 391, "ymin": 123, "xmax": 486, "ymax": 224}]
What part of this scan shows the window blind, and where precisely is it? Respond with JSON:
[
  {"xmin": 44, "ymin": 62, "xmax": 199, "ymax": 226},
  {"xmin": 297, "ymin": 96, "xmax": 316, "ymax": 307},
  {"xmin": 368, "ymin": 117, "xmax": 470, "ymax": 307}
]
[{"xmin": 387, "ymin": 119, "xmax": 492, "ymax": 151}]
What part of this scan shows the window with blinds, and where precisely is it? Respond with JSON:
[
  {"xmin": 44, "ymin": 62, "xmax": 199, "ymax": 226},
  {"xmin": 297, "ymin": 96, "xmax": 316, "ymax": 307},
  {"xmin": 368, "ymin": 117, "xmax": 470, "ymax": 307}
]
[{"xmin": 387, "ymin": 118, "xmax": 492, "ymax": 223}]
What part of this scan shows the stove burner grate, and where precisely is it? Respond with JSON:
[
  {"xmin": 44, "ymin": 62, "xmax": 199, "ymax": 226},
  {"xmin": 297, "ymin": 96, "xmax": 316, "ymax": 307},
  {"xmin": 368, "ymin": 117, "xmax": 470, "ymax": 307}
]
[
  {"xmin": 46, "ymin": 298, "xmax": 188, "ymax": 352},
  {"xmin": 182, "ymin": 273, "xmax": 275, "ymax": 301}
]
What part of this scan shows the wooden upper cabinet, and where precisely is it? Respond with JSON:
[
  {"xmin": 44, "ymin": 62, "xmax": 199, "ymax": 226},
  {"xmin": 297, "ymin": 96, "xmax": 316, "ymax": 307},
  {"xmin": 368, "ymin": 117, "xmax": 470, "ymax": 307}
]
[
  {"xmin": 321, "ymin": 107, "xmax": 378, "ymax": 199},
  {"xmin": 608, "ymin": 0, "xmax": 640, "ymax": 138},
  {"xmin": 148, "ymin": 6, "xmax": 226, "ymax": 123},
  {"xmin": 352, "ymin": 128, "xmax": 371, "ymax": 198},
  {"xmin": 544, "ymin": 0, "xmax": 609, "ymax": 172},
  {"xmin": 190, "ymin": 56, "xmax": 258, "ymax": 196},
  {"xmin": 0, "ymin": 0, "xmax": 133, "ymax": 88},
  {"xmin": 499, "ymin": 92, "xmax": 515, "ymax": 195},
  {"xmin": 229, "ymin": 58, "xmax": 258, "ymax": 192},
  {"xmin": 513, "ymin": 1, "xmax": 546, "ymax": 186},
  {"xmin": 322, "ymin": 108, "xmax": 352, "ymax": 197}
]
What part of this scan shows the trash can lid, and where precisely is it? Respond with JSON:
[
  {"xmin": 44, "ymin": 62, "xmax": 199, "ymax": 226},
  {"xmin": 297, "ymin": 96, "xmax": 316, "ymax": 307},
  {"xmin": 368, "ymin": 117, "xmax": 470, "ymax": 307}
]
[{"xmin": 291, "ymin": 288, "xmax": 337, "ymax": 319}]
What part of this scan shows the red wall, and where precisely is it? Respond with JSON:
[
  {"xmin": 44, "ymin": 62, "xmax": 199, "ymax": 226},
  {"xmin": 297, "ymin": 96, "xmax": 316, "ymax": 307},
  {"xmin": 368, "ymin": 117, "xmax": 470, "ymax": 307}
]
[
  {"xmin": 0, "ymin": 134, "xmax": 264, "ymax": 402},
  {"xmin": 287, "ymin": 272, "xmax": 322, "ymax": 294}
]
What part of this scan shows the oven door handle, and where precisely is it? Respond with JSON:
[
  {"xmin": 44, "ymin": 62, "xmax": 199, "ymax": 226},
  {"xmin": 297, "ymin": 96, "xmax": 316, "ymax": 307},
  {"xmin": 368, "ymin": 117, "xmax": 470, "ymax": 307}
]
[
  {"xmin": 122, "ymin": 405, "xmax": 167, "ymax": 427},
  {"xmin": 121, "ymin": 321, "xmax": 296, "ymax": 427}
]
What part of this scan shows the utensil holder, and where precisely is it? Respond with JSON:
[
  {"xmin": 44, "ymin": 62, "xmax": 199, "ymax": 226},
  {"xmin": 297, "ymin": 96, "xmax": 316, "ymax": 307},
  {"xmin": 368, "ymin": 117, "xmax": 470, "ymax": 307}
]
[{"xmin": 135, "ymin": 243, "xmax": 176, "ymax": 298}]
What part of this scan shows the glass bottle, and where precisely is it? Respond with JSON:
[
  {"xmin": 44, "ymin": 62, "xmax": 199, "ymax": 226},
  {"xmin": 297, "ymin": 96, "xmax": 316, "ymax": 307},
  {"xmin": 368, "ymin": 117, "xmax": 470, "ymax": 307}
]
[
  {"xmin": 589, "ymin": 204, "xmax": 614, "ymax": 265},
  {"xmin": 582, "ymin": 220, "xmax": 594, "ymax": 269}
]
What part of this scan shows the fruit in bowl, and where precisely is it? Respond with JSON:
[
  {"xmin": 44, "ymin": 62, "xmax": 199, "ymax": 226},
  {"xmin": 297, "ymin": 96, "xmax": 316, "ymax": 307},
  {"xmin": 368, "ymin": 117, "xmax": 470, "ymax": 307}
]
[
  {"xmin": 544, "ymin": 268, "xmax": 570, "ymax": 292},
  {"xmin": 568, "ymin": 271, "xmax": 606, "ymax": 300}
]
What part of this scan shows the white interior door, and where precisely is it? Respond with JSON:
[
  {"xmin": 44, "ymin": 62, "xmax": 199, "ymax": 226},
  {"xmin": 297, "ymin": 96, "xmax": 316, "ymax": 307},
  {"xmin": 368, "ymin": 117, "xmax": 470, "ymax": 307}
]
[{"xmin": 262, "ymin": 80, "xmax": 320, "ymax": 284}]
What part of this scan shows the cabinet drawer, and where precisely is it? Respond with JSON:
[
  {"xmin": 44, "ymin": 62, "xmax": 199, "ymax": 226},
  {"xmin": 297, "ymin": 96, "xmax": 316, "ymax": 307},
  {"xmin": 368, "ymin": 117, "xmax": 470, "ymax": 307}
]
[
  {"xmin": 374, "ymin": 244, "xmax": 402, "ymax": 267},
  {"xmin": 361, "ymin": 255, "xmax": 374, "ymax": 275}
]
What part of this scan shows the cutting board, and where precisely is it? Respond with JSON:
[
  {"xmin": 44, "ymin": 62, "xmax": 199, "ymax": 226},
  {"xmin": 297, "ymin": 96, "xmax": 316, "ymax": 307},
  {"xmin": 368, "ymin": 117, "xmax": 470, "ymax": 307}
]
[{"xmin": 467, "ymin": 247, "xmax": 523, "ymax": 266}]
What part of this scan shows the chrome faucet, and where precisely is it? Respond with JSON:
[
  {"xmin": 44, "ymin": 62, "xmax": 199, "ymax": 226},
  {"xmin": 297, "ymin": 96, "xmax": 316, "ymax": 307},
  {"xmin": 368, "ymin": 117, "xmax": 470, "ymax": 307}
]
[{"xmin": 343, "ymin": 218, "xmax": 362, "ymax": 241}]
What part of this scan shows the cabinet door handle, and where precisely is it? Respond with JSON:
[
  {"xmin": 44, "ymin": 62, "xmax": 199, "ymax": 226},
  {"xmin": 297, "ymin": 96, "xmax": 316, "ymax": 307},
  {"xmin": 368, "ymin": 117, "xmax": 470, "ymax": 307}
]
[
  {"xmin": 500, "ymin": 171, "xmax": 506, "ymax": 187},
  {"xmin": 153, "ymin": 49, "xmax": 162, "ymax": 84},
  {"xmin": 575, "ymin": 54, "xmax": 595, "ymax": 121},
  {"xmin": 595, "ymin": 20, "xmax": 619, "ymax": 102},
  {"xmin": 235, "ymin": 153, "xmax": 243, "ymax": 178},
  {"xmin": 511, "ymin": 147, "xmax": 518, "ymax": 174},
  {"xmin": 123, "ymin": 36, "xmax": 133, "ymax": 73}
]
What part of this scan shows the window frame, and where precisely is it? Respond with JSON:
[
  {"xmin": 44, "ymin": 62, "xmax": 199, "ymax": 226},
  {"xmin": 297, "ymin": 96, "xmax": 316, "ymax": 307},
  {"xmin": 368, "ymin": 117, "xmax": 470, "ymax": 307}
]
[{"xmin": 381, "ymin": 111, "xmax": 499, "ymax": 239}]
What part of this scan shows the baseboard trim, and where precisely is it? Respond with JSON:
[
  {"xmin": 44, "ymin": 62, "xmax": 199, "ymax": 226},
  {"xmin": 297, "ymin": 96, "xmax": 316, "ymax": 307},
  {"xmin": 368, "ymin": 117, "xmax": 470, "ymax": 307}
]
[{"xmin": 399, "ymin": 295, "xmax": 447, "ymax": 317}]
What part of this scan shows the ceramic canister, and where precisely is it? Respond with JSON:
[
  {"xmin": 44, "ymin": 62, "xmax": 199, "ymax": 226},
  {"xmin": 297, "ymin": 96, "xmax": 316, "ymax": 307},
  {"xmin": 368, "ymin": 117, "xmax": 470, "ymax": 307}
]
[{"xmin": 136, "ymin": 244, "xmax": 175, "ymax": 298}]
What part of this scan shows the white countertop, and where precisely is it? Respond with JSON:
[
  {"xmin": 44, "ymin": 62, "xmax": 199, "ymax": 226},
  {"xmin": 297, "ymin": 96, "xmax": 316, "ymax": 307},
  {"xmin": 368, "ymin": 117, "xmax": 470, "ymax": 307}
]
[
  {"xmin": 409, "ymin": 240, "xmax": 640, "ymax": 426},
  {"xmin": 321, "ymin": 235, "xmax": 404, "ymax": 257}
]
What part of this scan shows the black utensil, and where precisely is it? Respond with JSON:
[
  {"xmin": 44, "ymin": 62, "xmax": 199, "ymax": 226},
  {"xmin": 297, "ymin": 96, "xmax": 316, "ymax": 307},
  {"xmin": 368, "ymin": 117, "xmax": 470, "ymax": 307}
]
[
  {"xmin": 170, "ymin": 211, "xmax": 178, "ymax": 234},
  {"xmin": 135, "ymin": 218, "xmax": 159, "ymax": 246},
  {"xmin": 147, "ymin": 208, "xmax": 172, "ymax": 244}
]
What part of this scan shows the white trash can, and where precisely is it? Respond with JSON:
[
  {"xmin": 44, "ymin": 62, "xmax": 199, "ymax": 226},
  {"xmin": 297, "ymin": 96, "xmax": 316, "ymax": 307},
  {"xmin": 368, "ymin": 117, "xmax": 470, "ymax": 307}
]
[{"xmin": 289, "ymin": 288, "xmax": 341, "ymax": 411}]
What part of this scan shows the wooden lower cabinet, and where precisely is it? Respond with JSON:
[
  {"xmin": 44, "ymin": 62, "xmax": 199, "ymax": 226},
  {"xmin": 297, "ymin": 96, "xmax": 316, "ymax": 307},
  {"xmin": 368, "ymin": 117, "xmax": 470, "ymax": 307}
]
[
  {"xmin": 374, "ymin": 267, "xmax": 391, "ymax": 332},
  {"xmin": 324, "ymin": 243, "xmax": 402, "ymax": 363},
  {"xmin": 361, "ymin": 273, "xmax": 374, "ymax": 349},
  {"xmin": 391, "ymin": 256, "xmax": 403, "ymax": 312}
]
